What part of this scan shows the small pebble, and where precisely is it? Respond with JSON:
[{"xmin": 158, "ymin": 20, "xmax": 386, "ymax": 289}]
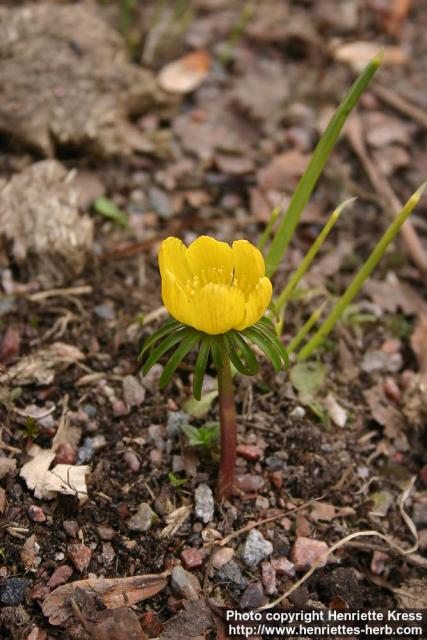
[
  {"xmin": 242, "ymin": 529, "xmax": 273, "ymax": 568},
  {"xmin": 290, "ymin": 406, "xmax": 306, "ymax": 418},
  {"xmin": 170, "ymin": 566, "xmax": 201, "ymax": 601},
  {"xmin": 67, "ymin": 543, "xmax": 92, "ymax": 573},
  {"xmin": 215, "ymin": 560, "xmax": 246, "ymax": 589},
  {"xmin": 166, "ymin": 411, "xmax": 189, "ymax": 438},
  {"xmin": 48, "ymin": 565, "xmax": 73, "ymax": 589},
  {"xmin": 54, "ymin": 443, "xmax": 77, "ymax": 465},
  {"xmin": 212, "ymin": 547, "xmax": 235, "ymax": 569},
  {"xmin": 240, "ymin": 582, "xmax": 266, "ymax": 608},
  {"xmin": 124, "ymin": 450, "xmax": 140, "ymax": 473},
  {"xmin": 255, "ymin": 496, "xmax": 269, "ymax": 511},
  {"xmin": 181, "ymin": 548, "xmax": 203, "ymax": 570},
  {"xmin": 383, "ymin": 376, "xmax": 401, "ymax": 402},
  {"xmin": 150, "ymin": 449, "xmax": 163, "ymax": 467},
  {"xmin": 236, "ymin": 445, "xmax": 263, "ymax": 461},
  {"xmin": 271, "ymin": 557, "xmax": 295, "ymax": 577},
  {"xmin": 63, "ymin": 520, "xmax": 79, "ymax": 537},
  {"xmin": 291, "ymin": 537, "xmax": 328, "ymax": 571},
  {"xmin": 122, "ymin": 375, "xmax": 145, "ymax": 408},
  {"xmin": 235, "ymin": 474, "xmax": 265, "ymax": 493},
  {"xmin": 127, "ymin": 503, "xmax": 157, "ymax": 532},
  {"xmin": 371, "ymin": 550, "xmax": 387, "ymax": 575},
  {"xmin": 141, "ymin": 363, "xmax": 163, "ymax": 390},
  {"xmin": 27, "ymin": 505, "xmax": 46, "ymax": 523},
  {"xmin": 271, "ymin": 470, "xmax": 283, "ymax": 489},
  {"xmin": 420, "ymin": 465, "xmax": 427, "ymax": 487},
  {"xmin": 261, "ymin": 561, "xmax": 277, "ymax": 595},
  {"xmin": 0, "ymin": 578, "xmax": 30, "ymax": 605},
  {"xmin": 96, "ymin": 525, "xmax": 115, "ymax": 541},
  {"xmin": 195, "ymin": 484, "xmax": 214, "ymax": 523}
]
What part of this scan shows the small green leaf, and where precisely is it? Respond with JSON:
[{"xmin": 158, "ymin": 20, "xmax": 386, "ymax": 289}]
[
  {"xmin": 255, "ymin": 323, "xmax": 290, "ymax": 368},
  {"xmin": 230, "ymin": 331, "xmax": 260, "ymax": 375},
  {"xmin": 225, "ymin": 333, "xmax": 259, "ymax": 376},
  {"xmin": 242, "ymin": 326, "xmax": 282, "ymax": 372},
  {"xmin": 184, "ymin": 389, "xmax": 218, "ymax": 418},
  {"xmin": 142, "ymin": 327, "xmax": 192, "ymax": 375},
  {"xmin": 138, "ymin": 318, "xmax": 181, "ymax": 360},
  {"xmin": 93, "ymin": 197, "xmax": 129, "ymax": 228},
  {"xmin": 181, "ymin": 422, "xmax": 219, "ymax": 449},
  {"xmin": 168, "ymin": 472, "xmax": 187, "ymax": 488},
  {"xmin": 290, "ymin": 361, "xmax": 327, "ymax": 400},
  {"xmin": 193, "ymin": 337, "xmax": 211, "ymax": 400},
  {"xmin": 159, "ymin": 331, "xmax": 201, "ymax": 388}
]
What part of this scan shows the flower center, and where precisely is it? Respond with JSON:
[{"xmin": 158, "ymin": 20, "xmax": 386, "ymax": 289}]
[{"xmin": 184, "ymin": 267, "xmax": 253, "ymax": 299}]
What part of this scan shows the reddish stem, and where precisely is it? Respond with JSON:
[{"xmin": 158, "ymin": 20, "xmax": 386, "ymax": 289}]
[{"xmin": 216, "ymin": 343, "xmax": 237, "ymax": 499}]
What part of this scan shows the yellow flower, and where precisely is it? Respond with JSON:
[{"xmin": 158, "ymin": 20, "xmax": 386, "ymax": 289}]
[{"xmin": 159, "ymin": 236, "xmax": 272, "ymax": 335}]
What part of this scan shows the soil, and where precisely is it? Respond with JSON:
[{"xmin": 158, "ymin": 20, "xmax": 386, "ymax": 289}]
[{"xmin": 0, "ymin": 1, "xmax": 426, "ymax": 639}]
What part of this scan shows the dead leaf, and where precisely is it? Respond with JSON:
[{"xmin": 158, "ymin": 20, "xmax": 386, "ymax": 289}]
[
  {"xmin": 363, "ymin": 274, "xmax": 426, "ymax": 315},
  {"xmin": 158, "ymin": 50, "xmax": 211, "ymax": 94},
  {"xmin": 1, "ymin": 341, "xmax": 84, "ymax": 386},
  {"xmin": 92, "ymin": 608, "xmax": 146, "ymax": 640},
  {"xmin": 364, "ymin": 112, "xmax": 413, "ymax": 148},
  {"xmin": 21, "ymin": 534, "xmax": 40, "ymax": 570},
  {"xmin": 364, "ymin": 384, "xmax": 406, "ymax": 439},
  {"xmin": 42, "ymin": 574, "xmax": 167, "ymax": 625},
  {"xmin": 160, "ymin": 505, "xmax": 191, "ymax": 538},
  {"xmin": 394, "ymin": 578, "xmax": 427, "ymax": 608},
  {"xmin": 232, "ymin": 59, "xmax": 290, "ymax": 122},
  {"xmin": 20, "ymin": 445, "xmax": 89, "ymax": 502},
  {"xmin": 160, "ymin": 600, "xmax": 213, "ymax": 639},
  {"xmin": 332, "ymin": 41, "xmax": 408, "ymax": 72},
  {"xmin": 258, "ymin": 151, "xmax": 310, "ymax": 191}
]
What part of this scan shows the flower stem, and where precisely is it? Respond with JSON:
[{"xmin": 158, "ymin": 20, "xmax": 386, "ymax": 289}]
[{"xmin": 216, "ymin": 341, "xmax": 237, "ymax": 499}]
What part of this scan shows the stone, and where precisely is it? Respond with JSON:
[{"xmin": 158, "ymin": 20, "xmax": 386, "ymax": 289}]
[
  {"xmin": 412, "ymin": 502, "xmax": 427, "ymax": 527},
  {"xmin": 239, "ymin": 582, "xmax": 266, "ymax": 608},
  {"xmin": 255, "ymin": 496, "xmax": 270, "ymax": 511},
  {"xmin": 211, "ymin": 547, "xmax": 235, "ymax": 569},
  {"xmin": 141, "ymin": 363, "xmax": 163, "ymax": 390},
  {"xmin": 235, "ymin": 474, "xmax": 265, "ymax": 493},
  {"xmin": 96, "ymin": 525, "xmax": 115, "ymax": 541},
  {"xmin": 123, "ymin": 375, "xmax": 145, "ymax": 408},
  {"xmin": 195, "ymin": 484, "xmax": 214, "ymax": 523},
  {"xmin": 271, "ymin": 557, "xmax": 295, "ymax": 577},
  {"xmin": 242, "ymin": 529, "xmax": 273, "ymax": 568},
  {"xmin": 261, "ymin": 561, "xmax": 277, "ymax": 595},
  {"xmin": 127, "ymin": 503, "xmax": 157, "ymax": 532},
  {"xmin": 0, "ymin": 578, "xmax": 30, "ymax": 605},
  {"xmin": 54, "ymin": 443, "xmax": 77, "ymax": 465},
  {"xmin": 149, "ymin": 449, "xmax": 163, "ymax": 467},
  {"xmin": 420, "ymin": 465, "xmax": 427, "ymax": 487},
  {"xmin": 291, "ymin": 537, "xmax": 328, "ymax": 571},
  {"xmin": 181, "ymin": 548, "xmax": 203, "ymax": 570},
  {"xmin": 166, "ymin": 411, "xmax": 189, "ymax": 438},
  {"xmin": 215, "ymin": 561, "xmax": 247, "ymax": 589},
  {"xmin": 91, "ymin": 608, "xmax": 146, "ymax": 640},
  {"xmin": 124, "ymin": 450, "xmax": 141, "ymax": 473},
  {"xmin": 271, "ymin": 470, "xmax": 283, "ymax": 489},
  {"xmin": 63, "ymin": 520, "xmax": 79, "ymax": 537},
  {"xmin": 0, "ymin": 161, "xmax": 93, "ymax": 287},
  {"xmin": 170, "ymin": 566, "xmax": 201, "ymax": 601},
  {"xmin": 67, "ymin": 543, "xmax": 92, "ymax": 573},
  {"xmin": 48, "ymin": 565, "xmax": 73, "ymax": 589},
  {"xmin": 27, "ymin": 505, "xmax": 46, "ymax": 523},
  {"xmin": 236, "ymin": 445, "xmax": 263, "ymax": 461}
]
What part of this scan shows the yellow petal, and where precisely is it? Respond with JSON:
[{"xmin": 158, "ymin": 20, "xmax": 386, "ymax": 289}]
[
  {"xmin": 232, "ymin": 240, "xmax": 266, "ymax": 294},
  {"xmin": 188, "ymin": 283, "xmax": 245, "ymax": 334},
  {"xmin": 186, "ymin": 236, "xmax": 234, "ymax": 283},
  {"xmin": 161, "ymin": 269, "xmax": 193, "ymax": 325},
  {"xmin": 235, "ymin": 276, "xmax": 272, "ymax": 330},
  {"xmin": 158, "ymin": 237, "xmax": 191, "ymax": 285}
]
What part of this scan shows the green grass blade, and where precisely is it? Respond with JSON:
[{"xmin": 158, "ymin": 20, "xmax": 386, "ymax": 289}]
[
  {"xmin": 298, "ymin": 183, "xmax": 426, "ymax": 360},
  {"xmin": 142, "ymin": 327, "xmax": 192, "ymax": 375},
  {"xmin": 265, "ymin": 52, "xmax": 382, "ymax": 277},
  {"xmin": 287, "ymin": 301, "xmax": 327, "ymax": 354},
  {"xmin": 275, "ymin": 198, "xmax": 355, "ymax": 312},
  {"xmin": 258, "ymin": 202, "xmax": 282, "ymax": 251},
  {"xmin": 160, "ymin": 331, "xmax": 201, "ymax": 388},
  {"xmin": 193, "ymin": 337, "xmax": 211, "ymax": 400}
]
